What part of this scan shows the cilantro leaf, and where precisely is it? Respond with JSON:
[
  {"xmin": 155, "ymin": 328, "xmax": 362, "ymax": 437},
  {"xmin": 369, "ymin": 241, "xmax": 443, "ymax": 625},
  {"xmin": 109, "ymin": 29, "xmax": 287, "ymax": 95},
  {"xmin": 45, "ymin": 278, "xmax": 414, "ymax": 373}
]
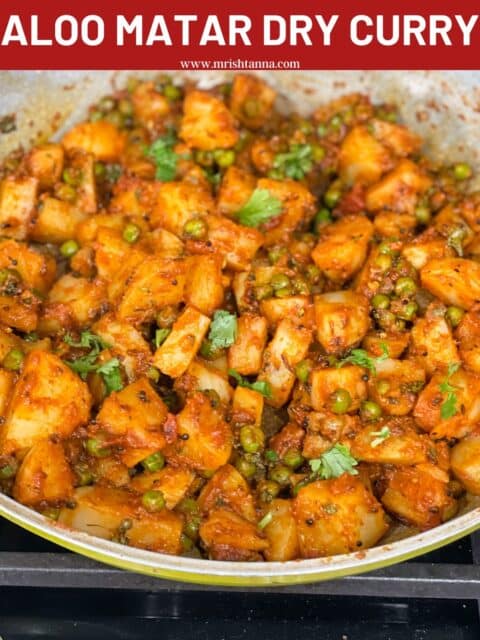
[
  {"xmin": 228, "ymin": 368, "xmax": 272, "ymax": 399},
  {"xmin": 155, "ymin": 328, "xmax": 171, "ymax": 348},
  {"xmin": 273, "ymin": 144, "xmax": 313, "ymax": 180},
  {"xmin": 65, "ymin": 353, "xmax": 98, "ymax": 380},
  {"xmin": 439, "ymin": 362, "xmax": 461, "ymax": 420},
  {"xmin": 64, "ymin": 331, "xmax": 108, "ymax": 352},
  {"xmin": 370, "ymin": 426, "xmax": 391, "ymax": 448},
  {"xmin": 208, "ymin": 310, "xmax": 237, "ymax": 350},
  {"xmin": 146, "ymin": 130, "xmax": 178, "ymax": 182},
  {"xmin": 235, "ymin": 189, "xmax": 282, "ymax": 228},
  {"xmin": 309, "ymin": 444, "xmax": 358, "ymax": 480},
  {"xmin": 97, "ymin": 358, "xmax": 123, "ymax": 394},
  {"xmin": 337, "ymin": 343, "xmax": 389, "ymax": 376}
]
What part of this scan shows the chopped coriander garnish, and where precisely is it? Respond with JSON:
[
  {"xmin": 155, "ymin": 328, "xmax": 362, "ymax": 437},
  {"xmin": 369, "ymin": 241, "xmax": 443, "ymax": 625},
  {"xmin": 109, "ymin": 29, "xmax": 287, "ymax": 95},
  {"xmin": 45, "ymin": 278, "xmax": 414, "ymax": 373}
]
[
  {"xmin": 146, "ymin": 129, "xmax": 178, "ymax": 182},
  {"xmin": 337, "ymin": 343, "xmax": 389, "ymax": 376},
  {"xmin": 439, "ymin": 362, "xmax": 461, "ymax": 420},
  {"xmin": 370, "ymin": 426, "xmax": 391, "ymax": 448},
  {"xmin": 64, "ymin": 331, "xmax": 109, "ymax": 352},
  {"xmin": 309, "ymin": 444, "xmax": 358, "ymax": 480},
  {"xmin": 272, "ymin": 144, "xmax": 313, "ymax": 180},
  {"xmin": 208, "ymin": 310, "xmax": 237, "ymax": 350},
  {"xmin": 155, "ymin": 328, "xmax": 171, "ymax": 348},
  {"xmin": 228, "ymin": 368, "xmax": 272, "ymax": 399},
  {"xmin": 97, "ymin": 358, "xmax": 123, "ymax": 394},
  {"xmin": 235, "ymin": 189, "xmax": 282, "ymax": 228}
]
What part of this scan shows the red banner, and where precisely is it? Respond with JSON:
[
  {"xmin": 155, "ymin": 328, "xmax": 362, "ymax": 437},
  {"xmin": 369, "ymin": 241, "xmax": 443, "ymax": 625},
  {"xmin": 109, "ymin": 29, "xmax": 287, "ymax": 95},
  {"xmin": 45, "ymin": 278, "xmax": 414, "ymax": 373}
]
[{"xmin": 0, "ymin": 1, "xmax": 479, "ymax": 69}]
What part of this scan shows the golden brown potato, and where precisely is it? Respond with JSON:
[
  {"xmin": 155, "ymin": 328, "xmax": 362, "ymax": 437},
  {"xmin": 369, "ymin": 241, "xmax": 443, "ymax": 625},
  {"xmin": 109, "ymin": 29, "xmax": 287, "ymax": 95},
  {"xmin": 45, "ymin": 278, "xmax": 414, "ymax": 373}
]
[
  {"xmin": 180, "ymin": 90, "xmax": 238, "ymax": 150},
  {"xmin": 351, "ymin": 419, "xmax": 429, "ymax": 465},
  {"xmin": 0, "ymin": 350, "xmax": 91, "ymax": 454},
  {"xmin": 411, "ymin": 304, "xmax": 459, "ymax": 374},
  {"xmin": 198, "ymin": 464, "xmax": 256, "ymax": 522},
  {"xmin": 26, "ymin": 143, "xmax": 64, "ymax": 189},
  {"xmin": 310, "ymin": 365, "xmax": 367, "ymax": 413},
  {"xmin": 229, "ymin": 74, "xmax": 276, "ymax": 129},
  {"xmin": 0, "ymin": 239, "xmax": 56, "ymax": 295},
  {"xmin": 456, "ymin": 304, "xmax": 480, "ymax": 374},
  {"xmin": 231, "ymin": 386, "xmax": 264, "ymax": 428},
  {"xmin": 314, "ymin": 291, "xmax": 370, "ymax": 355},
  {"xmin": 199, "ymin": 508, "xmax": 268, "ymax": 560},
  {"xmin": 32, "ymin": 197, "xmax": 87, "ymax": 244},
  {"xmin": 365, "ymin": 159, "xmax": 431, "ymax": 213},
  {"xmin": 420, "ymin": 258, "xmax": 480, "ymax": 310},
  {"xmin": 217, "ymin": 166, "xmax": 256, "ymax": 216},
  {"xmin": 46, "ymin": 274, "xmax": 108, "ymax": 328},
  {"xmin": 206, "ymin": 214, "xmax": 264, "ymax": 272},
  {"xmin": 228, "ymin": 314, "xmax": 268, "ymax": 376},
  {"xmin": 62, "ymin": 121, "xmax": 126, "ymax": 162},
  {"xmin": 370, "ymin": 119, "xmax": 421, "ymax": 156},
  {"xmin": 450, "ymin": 434, "xmax": 480, "ymax": 494},
  {"xmin": 131, "ymin": 466, "xmax": 196, "ymax": 509},
  {"xmin": 13, "ymin": 439, "xmax": 74, "ymax": 506},
  {"xmin": 293, "ymin": 475, "xmax": 389, "ymax": 558},
  {"xmin": 260, "ymin": 296, "xmax": 315, "ymax": 331},
  {"xmin": 369, "ymin": 358, "xmax": 426, "ymax": 416},
  {"xmin": 338, "ymin": 125, "xmax": 391, "ymax": 186},
  {"xmin": 184, "ymin": 255, "xmax": 224, "ymax": 316},
  {"xmin": 262, "ymin": 499, "xmax": 299, "ymax": 561},
  {"xmin": 151, "ymin": 180, "xmax": 214, "ymax": 236},
  {"xmin": 312, "ymin": 215, "xmax": 374, "ymax": 284},
  {"xmin": 180, "ymin": 358, "xmax": 233, "ymax": 404},
  {"xmin": 131, "ymin": 81, "xmax": 170, "ymax": 127},
  {"xmin": 0, "ymin": 370, "xmax": 14, "ymax": 417},
  {"xmin": 0, "ymin": 176, "xmax": 38, "ymax": 240}
]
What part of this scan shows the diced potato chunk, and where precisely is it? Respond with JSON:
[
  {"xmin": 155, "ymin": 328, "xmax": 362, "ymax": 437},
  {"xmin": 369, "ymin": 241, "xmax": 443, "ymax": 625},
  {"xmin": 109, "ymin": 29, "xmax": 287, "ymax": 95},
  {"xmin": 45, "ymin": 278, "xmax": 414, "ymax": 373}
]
[
  {"xmin": 314, "ymin": 291, "xmax": 370, "ymax": 355},
  {"xmin": 217, "ymin": 166, "xmax": 256, "ymax": 216},
  {"xmin": 457, "ymin": 305, "xmax": 480, "ymax": 374},
  {"xmin": 180, "ymin": 90, "xmax": 238, "ymax": 150},
  {"xmin": 421, "ymin": 259, "xmax": 480, "ymax": 309},
  {"xmin": 310, "ymin": 365, "xmax": 367, "ymax": 412},
  {"xmin": 167, "ymin": 391, "xmax": 232, "ymax": 472},
  {"xmin": 351, "ymin": 418, "xmax": 429, "ymax": 465},
  {"xmin": 229, "ymin": 74, "xmax": 276, "ymax": 129},
  {"xmin": 153, "ymin": 306, "xmax": 210, "ymax": 378},
  {"xmin": 206, "ymin": 214, "xmax": 263, "ymax": 272},
  {"xmin": 263, "ymin": 499, "xmax": 299, "ymax": 561},
  {"xmin": 411, "ymin": 304, "xmax": 459, "ymax": 374},
  {"xmin": 231, "ymin": 386, "xmax": 264, "ymax": 428},
  {"xmin": 184, "ymin": 255, "xmax": 224, "ymax": 316},
  {"xmin": 95, "ymin": 378, "xmax": 168, "ymax": 450},
  {"xmin": 0, "ymin": 370, "xmax": 14, "ymax": 417},
  {"xmin": 131, "ymin": 466, "xmax": 196, "ymax": 509},
  {"xmin": 365, "ymin": 159, "xmax": 431, "ymax": 213},
  {"xmin": 199, "ymin": 508, "xmax": 268, "ymax": 560},
  {"xmin": 151, "ymin": 181, "xmax": 214, "ymax": 235},
  {"xmin": 257, "ymin": 319, "xmax": 312, "ymax": 408},
  {"xmin": 47, "ymin": 274, "xmax": 108, "ymax": 327},
  {"xmin": 117, "ymin": 257, "xmax": 187, "ymax": 325},
  {"xmin": 32, "ymin": 197, "xmax": 86, "ymax": 244},
  {"xmin": 450, "ymin": 434, "xmax": 480, "ymax": 494},
  {"xmin": 0, "ymin": 176, "xmax": 38, "ymax": 240},
  {"xmin": 312, "ymin": 215, "xmax": 374, "ymax": 284},
  {"xmin": 0, "ymin": 239, "xmax": 56, "ymax": 294},
  {"xmin": 381, "ymin": 464, "xmax": 456, "ymax": 529},
  {"xmin": 374, "ymin": 211, "xmax": 416, "ymax": 239},
  {"xmin": 414, "ymin": 367, "xmax": 480, "ymax": 439},
  {"xmin": 0, "ymin": 350, "xmax": 91, "ymax": 454},
  {"xmin": 260, "ymin": 296, "xmax": 314, "ymax": 331},
  {"xmin": 269, "ymin": 423, "xmax": 305, "ymax": 458},
  {"xmin": 369, "ymin": 358, "xmax": 426, "ymax": 416},
  {"xmin": 293, "ymin": 475, "xmax": 388, "ymax": 558},
  {"xmin": 26, "ymin": 143, "xmax": 64, "ymax": 189},
  {"xmin": 62, "ymin": 121, "xmax": 126, "ymax": 162},
  {"xmin": 228, "ymin": 314, "xmax": 267, "ymax": 376},
  {"xmin": 338, "ymin": 125, "xmax": 391, "ymax": 185},
  {"xmin": 0, "ymin": 295, "xmax": 38, "ymax": 333},
  {"xmin": 180, "ymin": 358, "xmax": 233, "ymax": 403},
  {"xmin": 371, "ymin": 119, "xmax": 421, "ymax": 156},
  {"xmin": 13, "ymin": 440, "xmax": 74, "ymax": 506},
  {"xmin": 362, "ymin": 331, "xmax": 410, "ymax": 360},
  {"xmin": 198, "ymin": 464, "xmax": 256, "ymax": 522},
  {"xmin": 67, "ymin": 150, "xmax": 97, "ymax": 214},
  {"xmin": 131, "ymin": 81, "xmax": 170, "ymax": 127}
]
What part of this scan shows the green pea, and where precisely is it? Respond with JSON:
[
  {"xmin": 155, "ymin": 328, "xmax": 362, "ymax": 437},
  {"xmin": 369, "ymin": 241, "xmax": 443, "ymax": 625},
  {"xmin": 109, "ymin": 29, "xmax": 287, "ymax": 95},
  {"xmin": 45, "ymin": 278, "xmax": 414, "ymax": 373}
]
[
  {"xmin": 415, "ymin": 204, "xmax": 431, "ymax": 225},
  {"xmin": 0, "ymin": 462, "xmax": 17, "ymax": 479},
  {"xmin": 3, "ymin": 348, "xmax": 24, "ymax": 371},
  {"xmin": 105, "ymin": 111, "xmax": 124, "ymax": 128},
  {"xmin": 275, "ymin": 286, "xmax": 293, "ymax": 298},
  {"xmin": 329, "ymin": 114, "xmax": 343, "ymax": 130},
  {"xmin": 181, "ymin": 534, "xmax": 194, "ymax": 551},
  {"xmin": 60, "ymin": 240, "xmax": 79, "ymax": 258},
  {"xmin": 62, "ymin": 167, "xmax": 80, "ymax": 186},
  {"xmin": 376, "ymin": 379, "xmax": 391, "ymax": 395},
  {"xmin": 243, "ymin": 98, "xmax": 260, "ymax": 118},
  {"xmin": 270, "ymin": 273, "xmax": 291, "ymax": 291},
  {"xmin": 395, "ymin": 318, "xmax": 406, "ymax": 331},
  {"xmin": 445, "ymin": 306, "xmax": 465, "ymax": 328},
  {"xmin": 305, "ymin": 264, "xmax": 321, "ymax": 283},
  {"xmin": 317, "ymin": 124, "xmax": 327, "ymax": 137},
  {"xmin": 99, "ymin": 96, "xmax": 116, "ymax": 112},
  {"xmin": 453, "ymin": 162, "xmax": 472, "ymax": 181},
  {"xmin": 94, "ymin": 162, "xmax": 106, "ymax": 178},
  {"xmin": 141, "ymin": 451, "xmax": 165, "ymax": 473},
  {"xmin": 0, "ymin": 268, "xmax": 21, "ymax": 287},
  {"xmin": 235, "ymin": 456, "xmax": 257, "ymax": 479},
  {"xmin": 295, "ymin": 359, "xmax": 312, "ymax": 384},
  {"xmin": 85, "ymin": 437, "xmax": 111, "ymax": 458},
  {"xmin": 89, "ymin": 110, "xmax": 103, "ymax": 122},
  {"xmin": 42, "ymin": 507, "xmax": 60, "ymax": 521},
  {"xmin": 56, "ymin": 183, "xmax": 77, "ymax": 202},
  {"xmin": 117, "ymin": 98, "xmax": 134, "ymax": 116},
  {"xmin": 183, "ymin": 218, "xmax": 208, "ymax": 240},
  {"xmin": 163, "ymin": 84, "xmax": 182, "ymax": 101},
  {"xmin": 177, "ymin": 498, "xmax": 199, "ymax": 515},
  {"xmin": 375, "ymin": 254, "xmax": 392, "ymax": 271},
  {"xmin": 183, "ymin": 517, "xmax": 200, "ymax": 540},
  {"xmin": 267, "ymin": 168, "xmax": 284, "ymax": 180},
  {"xmin": 398, "ymin": 301, "xmax": 418, "ymax": 321},
  {"xmin": 292, "ymin": 277, "xmax": 310, "ymax": 295},
  {"xmin": 330, "ymin": 388, "xmax": 352, "ymax": 414},
  {"xmin": 194, "ymin": 150, "xmax": 214, "ymax": 167},
  {"xmin": 142, "ymin": 489, "xmax": 166, "ymax": 512},
  {"xmin": 268, "ymin": 247, "xmax": 287, "ymax": 264},
  {"xmin": 372, "ymin": 293, "xmax": 390, "ymax": 310},
  {"xmin": 123, "ymin": 223, "xmax": 141, "ymax": 244},
  {"xmin": 360, "ymin": 400, "xmax": 382, "ymax": 421},
  {"xmin": 75, "ymin": 466, "xmax": 94, "ymax": 486},
  {"xmin": 240, "ymin": 426, "xmax": 263, "ymax": 454},
  {"xmin": 312, "ymin": 145, "xmax": 326, "ymax": 162},
  {"xmin": 264, "ymin": 449, "xmax": 279, "ymax": 463},
  {"xmin": 213, "ymin": 149, "xmax": 236, "ymax": 168},
  {"xmin": 324, "ymin": 186, "xmax": 341, "ymax": 209},
  {"xmin": 268, "ymin": 464, "xmax": 291, "ymax": 486},
  {"xmin": 146, "ymin": 367, "xmax": 160, "ymax": 383},
  {"xmin": 395, "ymin": 277, "xmax": 417, "ymax": 298},
  {"xmin": 292, "ymin": 479, "xmax": 310, "ymax": 496},
  {"xmin": 283, "ymin": 449, "xmax": 304, "ymax": 469},
  {"xmin": 258, "ymin": 480, "xmax": 280, "ymax": 502},
  {"xmin": 378, "ymin": 243, "xmax": 393, "ymax": 255},
  {"xmin": 315, "ymin": 208, "xmax": 332, "ymax": 228}
]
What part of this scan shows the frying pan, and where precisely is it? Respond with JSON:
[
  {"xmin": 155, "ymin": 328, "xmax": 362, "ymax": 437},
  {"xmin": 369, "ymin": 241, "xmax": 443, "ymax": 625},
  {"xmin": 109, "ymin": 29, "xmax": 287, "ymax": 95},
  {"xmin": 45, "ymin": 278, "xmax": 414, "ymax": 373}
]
[{"xmin": 1, "ymin": 70, "xmax": 480, "ymax": 586}]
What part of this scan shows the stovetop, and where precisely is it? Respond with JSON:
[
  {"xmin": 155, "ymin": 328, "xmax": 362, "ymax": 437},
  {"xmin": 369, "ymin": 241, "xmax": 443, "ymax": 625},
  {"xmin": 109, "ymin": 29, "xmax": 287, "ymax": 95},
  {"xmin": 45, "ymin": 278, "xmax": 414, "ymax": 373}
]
[{"xmin": 0, "ymin": 517, "xmax": 479, "ymax": 639}]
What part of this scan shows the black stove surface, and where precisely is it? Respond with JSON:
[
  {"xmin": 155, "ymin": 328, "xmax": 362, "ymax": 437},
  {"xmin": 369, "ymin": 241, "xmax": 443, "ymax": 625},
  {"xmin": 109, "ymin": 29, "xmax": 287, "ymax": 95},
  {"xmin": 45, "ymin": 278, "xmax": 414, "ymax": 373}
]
[{"xmin": 0, "ymin": 517, "xmax": 478, "ymax": 639}]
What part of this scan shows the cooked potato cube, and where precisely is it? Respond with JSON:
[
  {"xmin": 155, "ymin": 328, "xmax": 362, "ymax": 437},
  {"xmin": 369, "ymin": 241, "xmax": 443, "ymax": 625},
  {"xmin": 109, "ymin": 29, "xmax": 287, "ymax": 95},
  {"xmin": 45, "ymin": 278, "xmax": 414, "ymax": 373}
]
[
  {"xmin": 421, "ymin": 258, "xmax": 480, "ymax": 309},
  {"xmin": 1, "ymin": 350, "xmax": 91, "ymax": 454},
  {"xmin": 180, "ymin": 90, "xmax": 238, "ymax": 150},
  {"xmin": 414, "ymin": 368, "xmax": 480, "ymax": 439},
  {"xmin": 146, "ymin": 228, "xmax": 184, "ymax": 258},
  {"xmin": 76, "ymin": 212, "xmax": 125, "ymax": 245},
  {"xmin": 184, "ymin": 255, "xmax": 224, "ymax": 316},
  {"xmin": 153, "ymin": 306, "xmax": 210, "ymax": 378},
  {"xmin": 13, "ymin": 440, "xmax": 74, "ymax": 506},
  {"xmin": 94, "ymin": 228, "xmax": 132, "ymax": 282},
  {"xmin": 365, "ymin": 159, "xmax": 431, "ymax": 213},
  {"xmin": 0, "ymin": 239, "xmax": 56, "ymax": 295},
  {"xmin": 0, "ymin": 295, "xmax": 39, "ymax": 333},
  {"xmin": 206, "ymin": 214, "xmax": 263, "ymax": 272},
  {"xmin": 179, "ymin": 358, "xmax": 233, "ymax": 404},
  {"xmin": 338, "ymin": 125, "xmax": 391, "ymax": 186},
  {"xmin": 269, "ymin": 423, "xmax": 305, "ymax": 458},
  {"xmin": 106, "ymin": 248, "xmax": 147, "ymax": 306},
  {"xmin": 26, "ymin": 143, "xmax": 64, "ymax": 189},
  {"xmin": 262, "ymin": 499, "xmax": 299, "ymax": 561},
  {"xmin": 374, "ymin": 211, "xmax": 416, "ymax": 239},
  {"xmin": 228, "ymin": 314, "xmax": 267, "ymax": 376},
  {"xmin": 229, "ymin": 74, "xmax": 276, "ymax": 129},
  {"xmin": 402, "ymin": 234, "xmax": 454, "ymax": 270},
  {"xmin": 369, "ymin": 358, "xmax": 426, "ymax": 416},
  {"xmin": 351, "ymin": 418, "xmax": 429, "ymax": 465},
  {"xmin": 257, "ymin": 319, "xmax": 312, "ymax": 408},
  {"xmin": 411, "ymin": 304, "xmax": 459, "ymax": 374},
  {"xmin": 0, "ymin": 370, "xmax": 14, "ymax": 417},
  {"xmin": 68, "ymin": 150, "xmax": 98, "ymax": 214},
  {"xmin": 293, "ymin": 476, "xmax": 388, "ymax": 558},
  {"xmin": 151, "ymin": 181, "xmax": 214, "ymax": 236},
  {"xmin": 47, "ymin": 274, "xmax": 107, "ymax": 327},
  {"xmin": 131, "ymin": 466, "xmax": 196, "ymax": 509},
  {"xmin": 62, "ymin": 121, "xmax": 126, "ymax": 162},
  {"xmin": 381, "ymin": 464, "xmax": 456, "ymax": 529},
  {"xmin": 31, "ymin": 197, "xmax": 86, "ymax": 244},
  {"xmin": 199, "ymin": 507, "xmax": 268, "ymax": 560},
  {"xmin": 198, "ymin": 464, "xmax": 256, "ymax": 522},
  {"xmin": 231, "ymin": 386, "xmax": 264, "ymax": 428},
  {"xmin": 0, "ymin": 176, "xmax": 38, "ymax": 240},
  {"xmin": 117, "ymin": 257, "xmax": 187, "ymax": 325},
  {"xmin": 131, "ymin": 81, "xmax": 170, "ymax": 127},
  {"xmin": 167, "ymin": 391, "xmax": 232, "ymax": 472},
  {"xmin": 310, "ymin": 365, "xmax": 367, "ymax": 413},
  {"xmin": 371, "ymin": 119, "xmax": 421, "ymax": 156},
  {"xmin": 260, "ymin": 296, "xmax": 314, "ymax": 331},
  {"xmin": 450, "ymin": 434, "xmax": 480, "ymax": 494},
  {"xmin": 314, "ymin": 291, "xmax": 370, "ymax": 355},
  {"xmin": 217, "ymin": 166, "xmax": 256, "ymax": 216},
  {"xmin": 457, "ymin": 305, "xmax": 480, "ymax": 374},
  {"xmin": 312, "ymin": 214, "xmax": 374, "ymax": 284},
  {"xmin": 362, "ymin": 331, "xmax": 410, "ymax": 360}
]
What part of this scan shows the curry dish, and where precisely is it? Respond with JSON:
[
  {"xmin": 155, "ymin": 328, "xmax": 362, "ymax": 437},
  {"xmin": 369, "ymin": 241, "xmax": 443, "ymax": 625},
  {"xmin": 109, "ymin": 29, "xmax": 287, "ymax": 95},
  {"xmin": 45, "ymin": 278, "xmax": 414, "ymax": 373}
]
[{"xmin": 0, "ymin": 74, "xmax": 479, "ymax": 561}]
